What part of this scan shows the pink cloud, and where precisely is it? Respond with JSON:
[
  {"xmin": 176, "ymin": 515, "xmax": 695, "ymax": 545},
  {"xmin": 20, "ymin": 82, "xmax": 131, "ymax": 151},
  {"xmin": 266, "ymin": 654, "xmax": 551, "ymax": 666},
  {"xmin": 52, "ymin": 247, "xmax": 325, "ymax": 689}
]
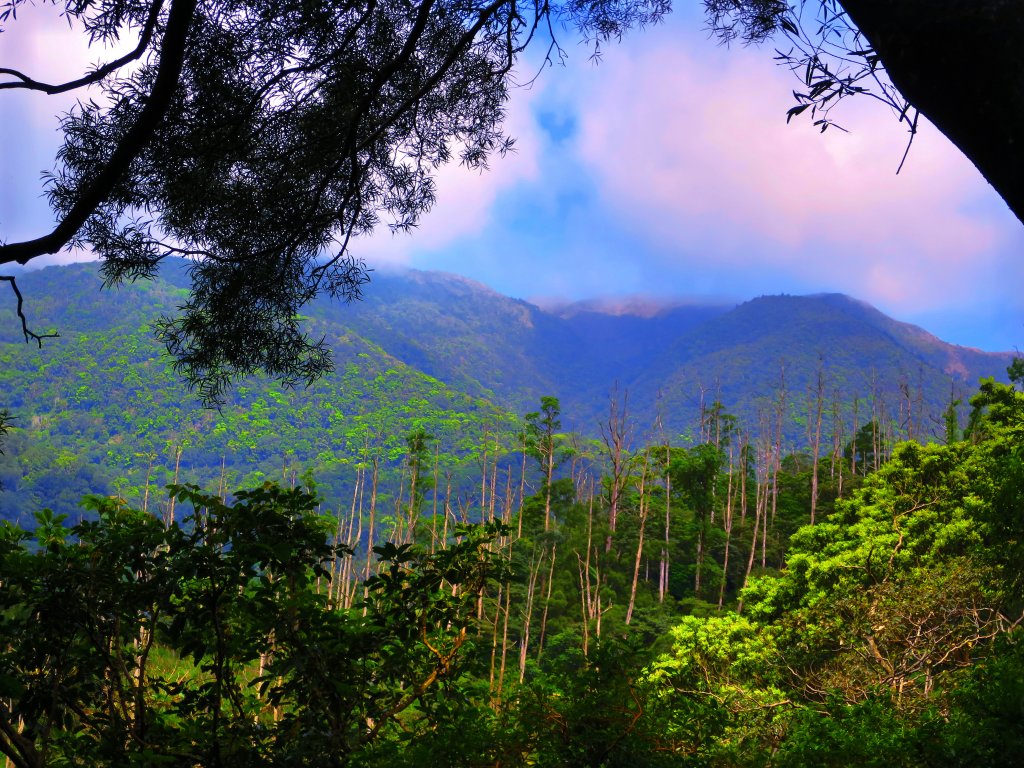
[
  {"xmin": 352, "ymin": 73, "xmax": 544, "ymax": 267},
  {"xmin": 564, "ymin": 28, "xmax": 1020, "ymax": 311}
]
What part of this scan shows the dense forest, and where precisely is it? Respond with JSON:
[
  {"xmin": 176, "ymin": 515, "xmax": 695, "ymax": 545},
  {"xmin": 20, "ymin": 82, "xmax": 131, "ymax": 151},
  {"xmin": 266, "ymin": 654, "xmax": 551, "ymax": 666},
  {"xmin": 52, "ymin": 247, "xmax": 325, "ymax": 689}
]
[
  {"xmin": 3, "ymin": 0, "xmax": 1023, "ymax": 762},
  {"xmin": 0, "ymin": 263, "xmax": 1011, "ymax": 523},
  {"xmin": 1, "ymin": 267, "xmax": 1020, "ymax": 767},
  {"xmin": 2, "ymin": 359, "xmax": 1022, "ymax": 765}
]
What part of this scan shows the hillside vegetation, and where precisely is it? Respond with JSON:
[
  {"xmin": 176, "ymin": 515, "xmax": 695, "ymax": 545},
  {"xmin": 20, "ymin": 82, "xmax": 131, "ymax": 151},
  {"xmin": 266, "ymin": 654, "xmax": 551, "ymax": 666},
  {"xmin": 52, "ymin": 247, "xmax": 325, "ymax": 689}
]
[
  {"xmin": 1, "ymin": 357, "xmax": 1022, "ymax": 766},
  {"xmin": 0, "ymin": 263, "xmax": 1011, "ymax": 521}
]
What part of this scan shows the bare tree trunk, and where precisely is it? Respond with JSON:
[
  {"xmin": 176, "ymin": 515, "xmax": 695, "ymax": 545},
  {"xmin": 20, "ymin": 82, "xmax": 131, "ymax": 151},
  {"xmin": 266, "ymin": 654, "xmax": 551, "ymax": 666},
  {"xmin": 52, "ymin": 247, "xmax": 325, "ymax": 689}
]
[
  {"xmin": 810, "ymin": 358, "xmax": 825, "ymax": 525},
  {"xmin": 601, "ymin": 386, "xmax": 632, "ymax": 552},
  {"xmin": 718, "ymin": 443, "xmax": 735, "ymax": 610},
  {"xmin": 870, "ymin": 371, "xmax": 881, "ymax": 472},
  {"xmin": 430, "ymin": 442, "xmax": 441, "ymax": 553},
  {"xmin": 737, "ymin": 462, "xmax": 765, "ymax": 615},
  {"xmin": 141, "ymin": 454, "xmax": 154, "ymax": 515},
  {"xmin": 333, "ymin": 467, "xmax": 362, "ymax": 606},
  {"xmin": 878, "ymin": 387, "xmax": 890, "ymax": 465},
  {"xmin": 695, "ymin": 514, "xmax": 705, "ymax": 598},
  {"xmin": 443, "ymin": 472, "xmax": 453, "ymax": 545},
  {"xmin": 489, "ymin": 583, "xmax": 503, "ymax": 697},
  {"xmin": 519, "ymin": 550, "xmax": 542, "ymax": 683},
  {"xmin": 218, "ymin": 455, "xmax": 227, "ymax": 502},
  {"xmin": 490, "ymin": 461, "xmax": 499, "ymax": 524},
  {"xmin": 392, "ymin": 464, "xmax": 407, "ymax": 545},
  {"xmin": 831, "ymin": 390, "xmax": 844, "ymax": 498},
  {"xmin": 518, "ymin": 433, "xmax": 528, "ymax": 540},
  {"xmin": 739, "ymin": 433, "xmax": 748, "ymax": 530},
  {"xmin": 852, "ymin": 395, "xmax": 860, "ymax": 477},
  {"xmin": 347, "ymin": 478, "xmax": 364, "ymax": 609},
  {"xmin": 503, "ymin": 467, "xmax": 514, "ymax": 526},
  {"xmin": 771, "ymin": 361, "xmax": 785, "ymax": 538},
  {"xmin": 166, "ymin": 443, "xmax": 183, "ymax": 526},
  {"xmin": 536, "ymin": 543, "xmax": 558, "ymax": 663},
  {"xmin": 698, "ymin": 381, "xmax": 709, "ymax": 443},
  {"xmin": 480, "ymin": 427, "xmax": 490, "ymax": 525},
  {"xmin": 364, "ymin": 457, "xmax": 379, "ymax": 583},
  {"xmin": 626, "ymin": 453, "xmax": 649, "ymax": 625},
  {"xmin": 899, "ymin": 376, "xmax": 911, "ymax": 443},
  {"xmin": 497, "ymin": 583, "xmax": 511, "ymax": 701},
  {"xmin": 659, "ymin": 442, "xmax": 671, "ymax": 603},
  {"xmin": 914, "ymin": 365, "xmax": 926, "ymax": 443},
  {"xmin": 544, "ymin": 440, "xmax": 554, "ymax": 532},
  {"xmin": 581, "ymin": 483, "xmax": 596, "ymax": 654},
  {"xmin": 577, "ymin": 552, "xmax": 590, "ymax": 656}
]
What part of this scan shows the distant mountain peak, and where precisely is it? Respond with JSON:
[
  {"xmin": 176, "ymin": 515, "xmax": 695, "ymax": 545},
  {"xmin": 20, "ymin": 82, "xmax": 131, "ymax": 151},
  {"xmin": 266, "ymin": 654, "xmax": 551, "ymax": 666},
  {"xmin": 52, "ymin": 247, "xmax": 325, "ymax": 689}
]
[{"xmin": 531, "ymin": 294, "xmax": 730, "ymax": 319}]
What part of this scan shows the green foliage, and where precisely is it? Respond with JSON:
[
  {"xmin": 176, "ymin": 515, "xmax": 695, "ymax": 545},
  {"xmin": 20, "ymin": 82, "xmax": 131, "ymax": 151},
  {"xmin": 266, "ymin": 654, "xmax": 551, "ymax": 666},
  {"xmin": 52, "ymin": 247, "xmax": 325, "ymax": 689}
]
[
  {"xmin": 2, "ymin": 287, "xmax": 1021, "ymax": 765},
  {"xmin": 772, "ymin": 695, "xmax": 925, "ymax": 768},
  {"xmin": 0, "ymin": 409, "xmax": 9, "ymax": 491},
  {"xmin": 0, "ymin": 483, "xmax": 505, "ymax": 767},
  {"xmin": 510, "ymin": 638, "xmax": 676, "ymax": 768},
  {"xmin": 2, "ymin": 266, "xmax": 1009, "ymax": 500},
  {"xmin": 645, "ymin": 384, "xmax": 1024, "ymax": 765},
  {"xmin": 923, "ymin": 634, "xmax": 1024, "ymax": 767},
  {"xmin": 0, "ymin": 268, "xmax": 520, "ymax": 523}
]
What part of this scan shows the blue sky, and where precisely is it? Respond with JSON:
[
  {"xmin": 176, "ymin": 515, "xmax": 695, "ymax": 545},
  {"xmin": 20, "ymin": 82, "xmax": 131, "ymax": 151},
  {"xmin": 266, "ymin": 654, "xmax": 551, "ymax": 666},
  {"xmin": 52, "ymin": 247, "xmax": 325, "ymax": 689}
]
[{"xmin": 3, "ymin": 5, "xmax": 1023, "ymax": 352}]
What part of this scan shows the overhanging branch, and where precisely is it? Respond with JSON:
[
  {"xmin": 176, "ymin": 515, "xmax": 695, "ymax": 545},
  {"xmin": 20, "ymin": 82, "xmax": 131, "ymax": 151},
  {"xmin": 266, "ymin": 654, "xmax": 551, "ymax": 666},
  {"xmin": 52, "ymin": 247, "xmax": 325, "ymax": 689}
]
[
  {"xmin": 0, "ymin": 0, "xmax": 198, "ymax": 268},
  {"xmin": 0, "ymin": 0, "xmax": 164, "ymax": 95},
  {"xmin": 838, "ymin": 0, "xmax": 1024, "ymax": 224},
  {"xmin": 0, "ymin": 275, "xmax": 59, "ymax": 347}
]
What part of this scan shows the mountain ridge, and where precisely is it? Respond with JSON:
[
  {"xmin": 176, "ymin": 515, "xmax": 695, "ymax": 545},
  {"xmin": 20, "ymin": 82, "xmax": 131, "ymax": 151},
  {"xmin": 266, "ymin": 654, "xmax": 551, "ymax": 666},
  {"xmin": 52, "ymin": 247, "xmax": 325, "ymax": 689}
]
[
  {"xmin": 0, "ymin": 262, "xmax": 1015, "ymax": 519},
  {"xmin": 5, "ymin": 263, "xmax": 1014, "ymax": 430}
]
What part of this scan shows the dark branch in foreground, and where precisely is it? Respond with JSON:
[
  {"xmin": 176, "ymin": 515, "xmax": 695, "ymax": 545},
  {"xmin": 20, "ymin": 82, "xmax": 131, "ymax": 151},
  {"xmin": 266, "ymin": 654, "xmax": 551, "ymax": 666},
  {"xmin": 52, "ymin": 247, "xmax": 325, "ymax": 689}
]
[
  {"xmin": 0, "ymin": 276, "xmax": 59, "ymax": 347},
  {"xmin": 0, "ymin": 0, "xmax": 198, "ymax": 267},
  {"xmin": 0, "ymin": 0, "xmax": 163, "ymax": 95}
]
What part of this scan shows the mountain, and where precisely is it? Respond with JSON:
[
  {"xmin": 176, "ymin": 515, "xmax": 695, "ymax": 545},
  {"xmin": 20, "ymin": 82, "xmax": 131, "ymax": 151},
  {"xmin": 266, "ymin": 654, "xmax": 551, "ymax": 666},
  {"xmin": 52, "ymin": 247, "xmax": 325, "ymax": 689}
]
[
  {"xmin": 0, "ymin": 263, "xmax": 1014, "ymax": 520},
  {"xmin": 310, "ymin": 272, "xmax": 1012, "ymax": 435}
]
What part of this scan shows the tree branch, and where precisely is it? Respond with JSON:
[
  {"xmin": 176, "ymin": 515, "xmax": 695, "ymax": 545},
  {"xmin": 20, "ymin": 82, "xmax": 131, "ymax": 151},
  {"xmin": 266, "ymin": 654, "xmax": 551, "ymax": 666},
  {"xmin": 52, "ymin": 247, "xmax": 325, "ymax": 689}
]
[
  {"xmin": 839, "ymin": 0, "xmax": 1024, "ymax": 224},
  {"xmin": 0, "ymin": 275, "xmax": 58, "ymax": 347},
  {"xmin": 0, "ymin": 0, "xmax": 164, "ymax": 95},
  {"xmin": 0, "ymin": 0, "xmax": 198, "ymax": 268}
]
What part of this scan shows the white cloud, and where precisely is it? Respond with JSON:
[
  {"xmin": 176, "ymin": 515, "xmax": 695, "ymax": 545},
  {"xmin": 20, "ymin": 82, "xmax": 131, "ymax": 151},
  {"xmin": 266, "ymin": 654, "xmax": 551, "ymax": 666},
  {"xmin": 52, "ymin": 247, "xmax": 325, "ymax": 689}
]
[
  {"xmin": 352, "ymin": 76, "xmax": 544, "ymax": 268},
  {"xmin": 558, "ymin": 24, "xmax": 1020, "ymax": 313}
]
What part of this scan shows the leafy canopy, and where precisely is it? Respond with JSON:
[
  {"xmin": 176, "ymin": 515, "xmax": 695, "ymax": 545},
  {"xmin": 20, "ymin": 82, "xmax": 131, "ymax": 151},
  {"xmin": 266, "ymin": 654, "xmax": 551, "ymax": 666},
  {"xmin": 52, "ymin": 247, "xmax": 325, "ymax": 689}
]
[
  {"xmin": 0, "ymin": 0, "xmax": 667, "ymax": 403},
  {"xmin": 0, "ymin": 481, "xmax": 506, "ymax": 767}
]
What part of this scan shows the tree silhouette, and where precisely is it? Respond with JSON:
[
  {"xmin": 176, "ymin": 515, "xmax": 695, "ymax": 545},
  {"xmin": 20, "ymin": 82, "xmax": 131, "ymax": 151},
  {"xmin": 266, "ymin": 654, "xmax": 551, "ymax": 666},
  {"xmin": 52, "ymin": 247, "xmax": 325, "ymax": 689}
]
[{"xmin": 0, "ymin": 0, "xmax": 667, "ymax": 402}]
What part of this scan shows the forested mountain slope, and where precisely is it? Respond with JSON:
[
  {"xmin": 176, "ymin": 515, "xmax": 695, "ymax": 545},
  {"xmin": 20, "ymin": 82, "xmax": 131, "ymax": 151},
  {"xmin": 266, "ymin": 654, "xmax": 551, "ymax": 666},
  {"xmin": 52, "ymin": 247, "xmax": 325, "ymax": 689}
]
[
  {"xmin": 0, "ymin": 265, "xmax": 517, "ymax": 522},
  {"xmin": 310, "ymin": 270, "xmax": 1011, "ymax": 437},
  {"xmin": 0, "ymin": 262, "xmax": 1013, "ymax": 519}
]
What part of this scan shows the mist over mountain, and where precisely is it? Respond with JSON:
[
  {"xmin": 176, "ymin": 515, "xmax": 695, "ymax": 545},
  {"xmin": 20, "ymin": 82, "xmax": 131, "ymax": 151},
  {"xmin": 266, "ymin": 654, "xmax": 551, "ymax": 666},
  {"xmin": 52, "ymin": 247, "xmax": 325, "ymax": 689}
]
[{"xmin": 0, "ymin": 262, "xmax": 1013, "ymax": 519}]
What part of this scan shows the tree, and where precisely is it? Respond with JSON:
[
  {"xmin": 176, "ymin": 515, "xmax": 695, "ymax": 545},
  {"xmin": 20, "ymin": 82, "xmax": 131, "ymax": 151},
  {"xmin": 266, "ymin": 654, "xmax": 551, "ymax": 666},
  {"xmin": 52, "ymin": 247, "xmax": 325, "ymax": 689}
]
[
  {"xmin": 647, "ymin": 432, "xmax": 1024, "ymax": 764},
  {"xmin": 707, "ymin": 1, "xmax": 1024, "ymax": 224},
  {"xmin": 524, "ymin": 396, "xmax": 564, "ymax": 532},
  {"xmin": 671, "ymin": 443, "xmax": 721, "ymax": 600},
  {"xmin": 0, "ymin": 482, "xmax": 505, "ymax": 766},
  {"xmin": 0, "ymin": 409, "xmax": 10, "ymax": 490},
  {"xmin": 0, "ymin": 409, "xmax": 9, "ymax": 454},
  {"xmin": 0, "ymin": 0, "xmax": 667, "ymax": 402}
]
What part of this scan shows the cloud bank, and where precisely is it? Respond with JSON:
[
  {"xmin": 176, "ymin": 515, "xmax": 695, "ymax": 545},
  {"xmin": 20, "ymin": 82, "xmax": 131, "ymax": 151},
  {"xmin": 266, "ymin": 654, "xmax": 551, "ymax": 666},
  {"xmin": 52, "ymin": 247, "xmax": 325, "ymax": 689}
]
[
  {"xmin": 2, "ymin": 9, "xmax": 1021, "ymax": 349},
  {"xmin": 564, "ymin": 27, "xmax": 1018, "ymax": 313}
]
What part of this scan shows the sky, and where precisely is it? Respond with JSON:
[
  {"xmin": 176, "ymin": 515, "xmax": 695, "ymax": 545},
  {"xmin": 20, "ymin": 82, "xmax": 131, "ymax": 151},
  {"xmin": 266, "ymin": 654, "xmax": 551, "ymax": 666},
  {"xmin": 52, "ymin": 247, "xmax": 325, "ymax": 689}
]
[{"xmin": 2, "ymin": 4, "xmax": 1024, "ymax": 352}]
